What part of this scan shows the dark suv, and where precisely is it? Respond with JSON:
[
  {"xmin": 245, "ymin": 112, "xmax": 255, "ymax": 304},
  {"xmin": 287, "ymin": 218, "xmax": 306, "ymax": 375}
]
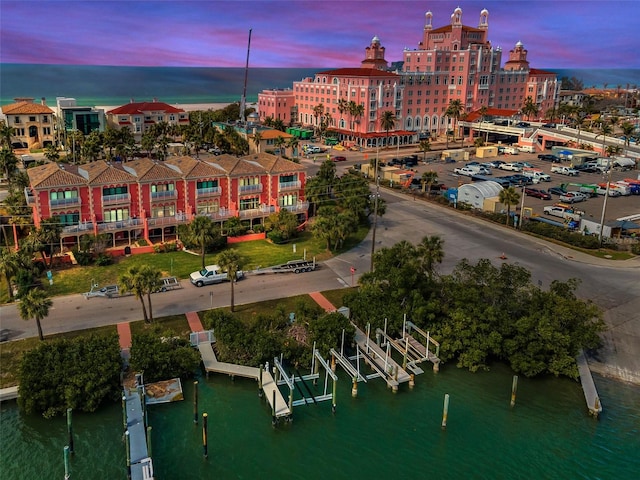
[{"xmin": 538, "ymin": 154, "xmax": 559, "ymax": 162}]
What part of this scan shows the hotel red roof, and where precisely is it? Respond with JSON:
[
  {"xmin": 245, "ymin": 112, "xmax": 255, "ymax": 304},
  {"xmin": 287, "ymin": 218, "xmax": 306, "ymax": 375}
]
[
  {"xmin": 464, "ymin": 108, "xmax": 519, "ymax": 122},
  {"xmin": 529, "ymin": 68, "xmax": 556, "ymax": 75},
  {"xmin": 107, "ymin": 101, "xmax": 185, "ymax": 115},
  {"xmin": 316, "ymin": 68, "xmax": 398, "ymax": 78}
]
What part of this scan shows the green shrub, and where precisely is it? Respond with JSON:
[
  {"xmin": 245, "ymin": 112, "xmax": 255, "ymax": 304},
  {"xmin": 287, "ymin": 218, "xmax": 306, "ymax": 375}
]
[
  {"xmin": 252, "ymin": 224, "xmax": 265, "ymax": 233},
  {"xmin": 267, "ymin": 230, "xmax": 285, "ymax": 244},
  {"xmin": 631, "ymin": 242, "xmax": 640, "ymax": 255},
  {"xmin": 18, "ymin": 334, "xmax": 122, "ymax": 417},
  {"xmin": 129, "ymin": 331, "xmax": 200, "ymax": 383},
  {"xmin": 137, "ymin": 238, "xmax": 148, "ymax": 246},
  {"xmin": 72, "ymin": 249, "xmax": 93, "ymax": 266},
  {"xmin": 95, "ymin": 254, "xmax": 112, "ymax": 266}
]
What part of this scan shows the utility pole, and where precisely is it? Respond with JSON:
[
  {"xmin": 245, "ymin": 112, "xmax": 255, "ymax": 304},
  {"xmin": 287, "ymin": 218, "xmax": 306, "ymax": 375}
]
[{"xmin": 370, "ymin": 144, "xmax": 381, "ymax": 272}]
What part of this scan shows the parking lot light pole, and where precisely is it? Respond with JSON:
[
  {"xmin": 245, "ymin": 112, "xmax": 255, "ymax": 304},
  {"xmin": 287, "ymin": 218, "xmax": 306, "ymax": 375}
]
[{"xmin": 518, "ymin": 185, "xmax": 526, "ymax": 229}]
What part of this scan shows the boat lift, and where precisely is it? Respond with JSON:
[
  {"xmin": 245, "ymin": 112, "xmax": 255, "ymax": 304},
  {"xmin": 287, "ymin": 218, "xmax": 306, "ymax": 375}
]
[{"xmin": 273, "ymin": 344, "xmax": 338, "ymax": 414}]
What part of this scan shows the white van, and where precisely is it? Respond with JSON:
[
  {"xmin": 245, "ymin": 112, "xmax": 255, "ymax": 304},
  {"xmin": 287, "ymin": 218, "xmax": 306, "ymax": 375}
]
[{"xmin": 518, "ymin": 145, "xmax": 535, "ymax": 153}]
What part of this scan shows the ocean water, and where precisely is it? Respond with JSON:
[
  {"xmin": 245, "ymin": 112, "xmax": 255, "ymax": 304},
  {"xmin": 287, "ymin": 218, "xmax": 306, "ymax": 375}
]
[
  {"xmin": 1, "ymin": 65, "xmax": 639, "ymax": 107},
  {"xmin": 1, "ymin": 364, "xmax": 639, "ymax": 479},
  {"xmin": 0, "ymin": 64, "xmax": 322, "ymax": 106}
]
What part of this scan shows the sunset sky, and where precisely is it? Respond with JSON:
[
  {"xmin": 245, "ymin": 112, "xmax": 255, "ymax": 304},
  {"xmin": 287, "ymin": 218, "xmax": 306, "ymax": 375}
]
[{"xmin": 1, "ymin": 0, "xmax": 638, "ymax": 69}]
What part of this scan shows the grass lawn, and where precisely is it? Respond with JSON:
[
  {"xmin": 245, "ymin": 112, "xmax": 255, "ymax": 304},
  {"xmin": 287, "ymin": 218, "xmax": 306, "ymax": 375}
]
[
  {"xmin": 320, "ymin": 287, "xmax": 357, "ymax": 310},
  {"xmin": 129, "ymin": 314, "xmax": 191, "ymax": 339},
  {"xmin": 1, "ymin": 225, "xmax": 370, "ymax": 302}
]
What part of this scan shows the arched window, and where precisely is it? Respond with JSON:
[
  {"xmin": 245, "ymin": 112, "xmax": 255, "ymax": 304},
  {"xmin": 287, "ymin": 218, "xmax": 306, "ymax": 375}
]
[
  {"xmin": 415, "ymin": 116, "xmax": 421, "ymax": 128},
  {"xmin": 406, "ymin": 117, "xmax": 413, "ymax": 129}
]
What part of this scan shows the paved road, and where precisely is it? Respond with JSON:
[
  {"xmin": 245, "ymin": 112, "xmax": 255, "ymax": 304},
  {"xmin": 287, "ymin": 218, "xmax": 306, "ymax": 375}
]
[{"xmin": 2, "ymin": 187, "xmax": 639, "ymax": 383}]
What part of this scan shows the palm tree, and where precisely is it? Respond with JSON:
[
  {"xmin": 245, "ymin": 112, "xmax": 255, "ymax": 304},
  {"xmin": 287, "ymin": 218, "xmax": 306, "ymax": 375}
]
[
  {"xmin": 351, "ymin": 103, "xmax": 365, "ymax": 127},
  {"xmin": 417, "ymin": 235, "xmax": 444, "ymax": 279},
  {"xmin": 337, "ymin": 98, "xmax": 348, "ymax": 129},
  {"xmin": 287, "ymin": 136, "xmax": 299, "ymax": 157},
  {"xmin": 420, "ymin": 171, "xmax": 438, "ymax": 194},
  {"xmin": 479, "ymin": 105, "xmax": 490, "ymax": 143},
  {"xmin": 252, "ymin": 131, "xmax": 263, "ymax": 154},
  {"xmin": 620, "ymin": 122, "xmax": 635, "ymax": 150},
  {"xmin": 521, "ymin": 96, "xmax": 539, "ymax": 120},
  {"xmin": 0, "ymin": 150, "xmax": 18, "ymax": 181},
  {"xmin": 313, "ymin": 104, "xmax": 325, "ymax": 136},
  {"xmin": 217, "ymin": 249, "xmax": 243, "ymax": 312},
  {"xmin": 380, "ymin": 111, "xmax": 396, "ymax": 149},
  {"xmin": 139, "ymin": 265, "xmax": 161, "ymax": 323},
  {"xmin": 0, "ymin": 247, "xmax": 20, "ymax": 301},
  {"xmin": 274, "ymin": 136, "xmax": 286, "ymax": 157},
  {"xmin": 445, "ymin": 99, "xmax": 464, "ymax": 144},
  {"xmin": 190, "ymin": 216, "xmax": 216, "ymax": 269},
  {"xmin": 0, "ymin": 120, "xmax": 15, "ymax": 151},
  {"xmin": 419, "ymin": 139, "xmax": 431, "ymax": 162},
  {"xmin": 18, "ymin": 288, "xmax": 53, "ymax": 341},
  {"xmin": 118, "ymin": 265, "xmax": 160, "ymax": 323},
  {"xmin": 499, "ymin": 186, "xmax": 521, "ymax": 226},
  {"xmin": 597, "ymin": 122, "xmax": 613, "ymax": 157}
]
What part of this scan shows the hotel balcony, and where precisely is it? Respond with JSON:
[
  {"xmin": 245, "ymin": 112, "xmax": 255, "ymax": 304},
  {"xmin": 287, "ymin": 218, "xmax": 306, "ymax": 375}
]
[
  {"xmin": 151, "ymin": 190, "xmax": 177, "ymax": 200},
  {"xmin": 239, "ymin": 184, "xmax": 263, "ymax": 194},
  {"xmin": 97, "ymin": 218, "xmax": 143, "ymax": 232},
  {"xmin": 147, "ymin": 214, "xmax": 189, "ymax": 228},
  {"xmin": 62, "ymin": 221, "xmax": 94, "ymax": 234},
  {"xmin": 196, "ymin": 186, "xmax": 221, "ymax": 198},
  {"xmin": 278, "ymin": 180, "xmax": 301, "ymax": 192},
  {"xmin": 239, "ymin": 205, "xmax": 276, "ymax": 218},
  {"xmin": 102, "ymin": 193, "xmax": 131, "ymax": 206},
  {"xmin": 281, "ymin": 201, "xmax": 309, "ymax": 213},
  {"xmin": 196, "ymin": 209, "xmax": 238, "ymax": 222},
  {"xmin": 49, "ymin": 197, "xmax": 80, "ymax": 208},
  {"xmin": 24, "ymin": 188, "xmax": 35, "ymax": 205}
]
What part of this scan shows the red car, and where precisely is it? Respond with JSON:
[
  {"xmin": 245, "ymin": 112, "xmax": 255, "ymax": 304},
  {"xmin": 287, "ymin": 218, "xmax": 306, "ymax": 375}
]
[
  {"xmin": 524, "ymin": 188, "xmax": 552, "ymax": 200},
  {"xmin": 331, "ymin": 156, "xmax": 347, "ymax": 162}
]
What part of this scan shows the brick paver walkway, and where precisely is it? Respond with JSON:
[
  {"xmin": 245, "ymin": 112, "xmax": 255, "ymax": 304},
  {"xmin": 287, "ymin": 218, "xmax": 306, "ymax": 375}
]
[{"xmin": 309, "ymin": 292, "xmax": 336, "ymax": 312}]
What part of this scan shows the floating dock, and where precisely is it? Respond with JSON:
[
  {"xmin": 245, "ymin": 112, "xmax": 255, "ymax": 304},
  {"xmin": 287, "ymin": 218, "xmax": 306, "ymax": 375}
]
[
  {"xmin": 577, "ymin": 349, "xmax": 602, "ymax": 417},
  {"xmin": 123, "ymin": 387, "xmax": 154, "ymax": 480}
]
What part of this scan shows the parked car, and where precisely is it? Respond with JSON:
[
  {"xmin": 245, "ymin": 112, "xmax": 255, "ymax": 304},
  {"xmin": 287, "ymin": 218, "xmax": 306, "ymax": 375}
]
[
  {"xmin": 454, "ymin": 166, "xmax": 477, "ymax": 177},
  {"xmin": 548, "ymin": 186, "xmax": 566, "ymax": 196},
  {"xmin": 190, "ymin": 265, "xmax": 244, "ymax": 287},
  {"xmin": 538, "ymin": 154, "xmax": 560, "ymax": 162},
  {"xmin": 516, "ymin": 122, "xmax": 530, "ymax": 128},
  {"xmin": 508, "ymin": 174, "xmax": 533, "ymax": 186},
  {"xmin": 487, "ymin": 160, "xmax": 505, "ymax": 169},
  {"xmin": 542, "ymin": 123, "xmax": 557, "ymax": 128},
  {"xmin": 499, "ymin": 162, "xmax": 523, "ymax": 172},
  {"xmin": 524, "ymin": 188, "xmax": 552, "ymax": 200},
  {"xmin": 551, "ymin": 165, "xmax": 579, "ymax": 176},
  {"xmin": 331, "ymin": 156, "xmax": 347, "ymax": 162},
  {"xmin": 559, "ymin": 192, "xmax": 587, "ymax": 203}
]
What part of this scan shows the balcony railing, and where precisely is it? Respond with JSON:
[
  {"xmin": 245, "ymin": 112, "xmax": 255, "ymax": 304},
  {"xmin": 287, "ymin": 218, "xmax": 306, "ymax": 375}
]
[
  {"xmin": 239, "ymin": 184, "xmax": 263, "ymax": 194},
  {"xmin": 50, "ymin": 197, "xmax": 80, "ymax": 208},
  {"xmin": 62, "ymin": 222, "xmax": 94, "ymax": 234},
  {"xmin": 196, "ymin": 209, "xmax": 238, "ymax": 221},
  {"xmin": 24, "ymin": 187, "xmax": 35, "ymax": 205},
  {"xmin": 102, "ymin": 193, "xmax": 130, "ymax": 205},
  {"xmin": 151, "ymin": 190, "xmax": 177, "ymax": 199},
  {"xmin": 281, "ymin": 202, "xmax": 309, "ymax": 213},
  {"xmin": 278, "ymin": 180, "xmax": 301, "ymax": 191},
  {"xmin": 239, "ymin": 205, "xmax": 276, "ymax": 218},
  {"xmin": 196, "ymin": 186, "xmax": 221, "ymax": 197},
  {"xmin": 147, "ymin": 214, "xmax": 189, "ymax": 228},
  {"xmin": 97, "ymin": 218, "xmax": 143, "ymax": 232}
]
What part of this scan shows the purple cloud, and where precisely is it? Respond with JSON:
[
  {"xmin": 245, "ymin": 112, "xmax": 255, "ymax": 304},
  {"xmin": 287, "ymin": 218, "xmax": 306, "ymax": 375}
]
[{"xmin": 1, "ymin": 1, "xmax": 638, "ymax": 69}]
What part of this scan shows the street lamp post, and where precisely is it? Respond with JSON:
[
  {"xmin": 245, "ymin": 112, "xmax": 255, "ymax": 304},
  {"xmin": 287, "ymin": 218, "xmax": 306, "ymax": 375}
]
[
  {"xmin": 370, "ymin": 144, "xmax": 380, "ymax": 272},
  {"xmin": 518, "ymin": 185, "xmax": 526, "ymax": 229},
  {"xmin": 598, "ymin": 157, "xmax": 613, "ymax": 246}
]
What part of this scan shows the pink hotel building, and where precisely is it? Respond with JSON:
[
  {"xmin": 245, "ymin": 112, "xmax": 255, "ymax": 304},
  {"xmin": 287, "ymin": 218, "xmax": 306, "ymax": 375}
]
[{"xmin": 258, "ymin": 7, "xmax": 558, "ymax": 148}]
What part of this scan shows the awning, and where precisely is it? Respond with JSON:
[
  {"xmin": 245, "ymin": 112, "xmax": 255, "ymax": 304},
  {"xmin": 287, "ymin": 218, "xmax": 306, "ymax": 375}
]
[{"xmin": 613, "ymin": 158, "xmax": 635, "ymax": 167}]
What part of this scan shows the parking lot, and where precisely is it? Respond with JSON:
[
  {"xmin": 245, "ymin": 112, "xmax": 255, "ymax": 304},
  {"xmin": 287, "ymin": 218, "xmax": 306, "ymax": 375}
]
[{"xmin": 300, "ymin": 141, "xmax": 639, "ymax": 224}]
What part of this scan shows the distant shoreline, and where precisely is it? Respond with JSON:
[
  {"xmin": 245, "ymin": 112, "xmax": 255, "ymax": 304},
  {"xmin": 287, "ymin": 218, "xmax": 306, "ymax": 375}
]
[{"xmin": 94, "ymin": 101, "xmax": 257, "ymax": 113}]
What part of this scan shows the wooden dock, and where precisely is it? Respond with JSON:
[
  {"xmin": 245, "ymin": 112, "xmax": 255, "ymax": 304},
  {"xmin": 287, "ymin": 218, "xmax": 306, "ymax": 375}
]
[
  {"xmin": 197, "ymin": 341, "xmax": 291, "ymax": 418},
  {"xmin": 353, "ymin": 325, "xmax": 411, "ymax": 391},
  {"xmin": 577, "ymin": 350, "xmax": 602, "ymax": 417},
  {"xmin": 124, "ymin": 390, "xmax": 154, "ymax": 480}
]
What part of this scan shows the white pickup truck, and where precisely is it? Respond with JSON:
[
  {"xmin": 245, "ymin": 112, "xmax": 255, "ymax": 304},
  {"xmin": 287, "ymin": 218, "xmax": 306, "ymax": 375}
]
[
  {"xmin": 522, "ymin": 169, "xmax": 551, "ymax": 183},
  {"xmin": 551, "ymin": 165, "xmax": 579, "ymax": 176},
  {"xmin": 543, "ymin": 205, "xmax": 583, "ymax": 221},
  {"xmin": 190, "ymin": 265, "xmax": 244, "ymax": 287}
]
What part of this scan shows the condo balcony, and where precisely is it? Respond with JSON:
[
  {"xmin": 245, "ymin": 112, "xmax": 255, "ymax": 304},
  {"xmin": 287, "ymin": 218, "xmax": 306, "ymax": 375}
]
[
  {"xmin": 49, "ymin": 197, "xmax": 80, "ymax": 208},
  {"xmin": 239, "ymin": 184, "xmax": 263, "ymax": 194},
  {"xmin": 151, "ymin": 190, "xmax": 177, "ymax": 200},
  {"xmin": 239, "ymin": 205, "xmax": 276, "ymax": 218},
  {"xmin": 102, "ymin": 193, "xmax": 131, "ymax": 205},
  {"xmin": 281, "ymin": 201, "xmax": 309, "ymax": 213},
  {"xmin": 278, "ymin": 180, "xmax": 301, "ymax": 192},
  {"xmin": 97, "ymin": 218, "xmax": 144, "ymax": 232},
  {"xmin": 196, "ymin": 186, "xmax": 221, "ymax": 197}
]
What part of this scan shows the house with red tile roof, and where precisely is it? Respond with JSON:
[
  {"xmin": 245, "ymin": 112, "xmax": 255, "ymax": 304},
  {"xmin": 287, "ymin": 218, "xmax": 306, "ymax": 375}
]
[
  {"xmin": 25, "ymin": 153, "xmax": 307, "ymax": 248},
  {"xmin": 105, "ymin": 99, "xmax": 189, "ymax": 141},
  {"xmin": 1, "ymin": 97, "xmax": 55, "ymax": 149}
]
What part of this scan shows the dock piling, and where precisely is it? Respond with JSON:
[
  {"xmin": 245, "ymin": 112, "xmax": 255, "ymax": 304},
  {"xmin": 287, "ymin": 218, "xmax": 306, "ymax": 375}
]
[
  {"xmin": 202, "ymin": 413, "xmax": 208, "ymax": 459},
  {"xmin": 332, "ymin": 377, "xmax": 337, "ymax": 414},
  {"xmin": 146, "ymin": 426, "xmax": 152, "ymax": 459},
  {"xmin": 258, "ymin": 364, "xmax": 263, "ymax": 397},
  {"xmin": 66, "ymin": 408, "xmax": 74, "ymax": 454},
  {"xmin": 122, "ymin": 395, "xmax": 127, "ymax": 429},
  {"xmin": 272, "ymin": 390, "xmax": 276, "ymax": 426},
  {"xmin": 63, "ymin": 445, "xmax": 70, "ymax": 480},
  {"xmin": 510, "ymin": 375, "xmax": 518, "ymax": 407},
  {"xmin": 193, "ymin": 381, "xmax": 199, "ymax": 424},
  {"xmin": 351, "ymin": 377, "xmax": 358, "ymax": 397},
  {"xmin": 441, "ymin": 394, "xmax": 450, "ymax": 429},
  {"xmin": 125, "ymin": 430, "xmax": 131, "ymax": 479}
]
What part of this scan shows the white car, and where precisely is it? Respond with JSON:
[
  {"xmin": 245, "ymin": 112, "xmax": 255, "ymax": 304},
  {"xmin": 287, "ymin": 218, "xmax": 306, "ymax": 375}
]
[
  {"xmin": 559, "ymin": 192, "xmax": 587, "ymax": 204},
  {"xmin": 499, "ymin": 163, "xmax": 522, "ymax": 172},
  {"xmin": 454, "ymin": 167, "xmax": 476, "ymax": 177}
]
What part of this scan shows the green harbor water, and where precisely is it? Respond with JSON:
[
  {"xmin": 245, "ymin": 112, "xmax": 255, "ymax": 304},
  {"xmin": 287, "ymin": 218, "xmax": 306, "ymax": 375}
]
[{"xmin": 2, "ymin": 364, "xmax": 639, "ymax": 479}]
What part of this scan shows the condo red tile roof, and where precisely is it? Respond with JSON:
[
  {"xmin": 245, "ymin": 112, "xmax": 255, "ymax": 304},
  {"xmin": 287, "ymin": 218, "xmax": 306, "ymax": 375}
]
[
  {"xmin": 529, "ymin": 68, "xmax": 556, "ymax": 75},
  {"xmin": 27, "ymin": 163, "xmax": 85, "ymax": 189},
  {"xmin": 164, "ymin": 156, "xmax": 227, "ymax": 179},
  {"xmin": 464, "ymin": 108, "xmax": 519, "ymax": 122},
  {"xmin": 107, "ymin": 101, "xmax": 185, "ymax": 115},
  {"xmin": 125, "ymin": 158, "xmax": 182, "ymax": 182}
]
